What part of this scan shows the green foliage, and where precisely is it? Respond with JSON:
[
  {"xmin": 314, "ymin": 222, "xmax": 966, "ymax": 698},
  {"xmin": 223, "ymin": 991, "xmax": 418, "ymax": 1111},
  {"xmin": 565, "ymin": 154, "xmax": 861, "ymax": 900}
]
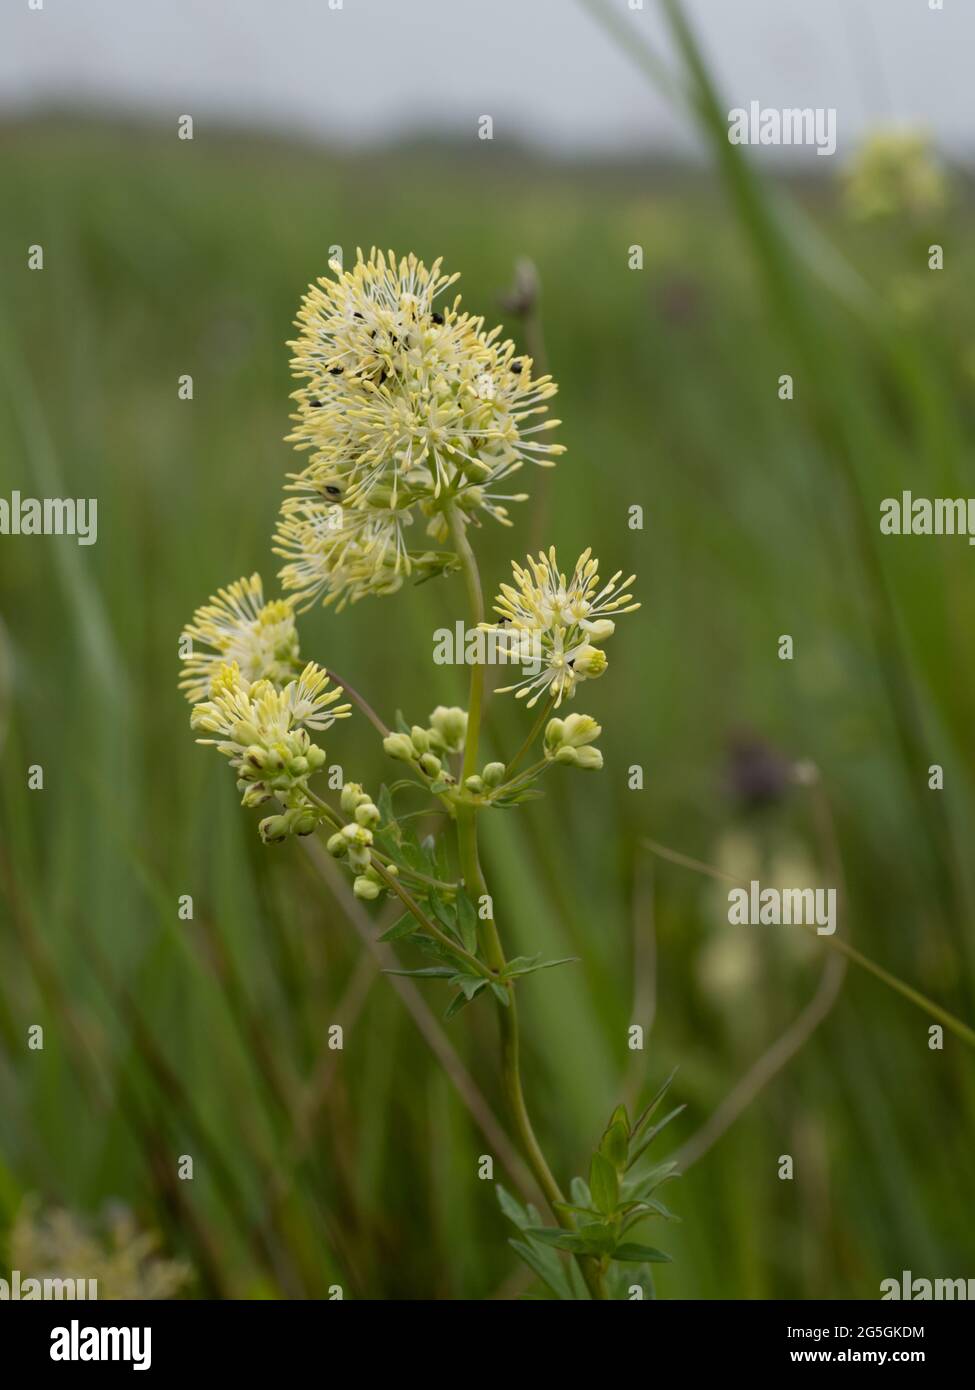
[
  {"xmin": 499, "ymin": 1073, "xmax": 682, "ymax": 1298},
  {"xmin": 3, "ymin": 90, "xmax": 975, "ymax": 1298}
]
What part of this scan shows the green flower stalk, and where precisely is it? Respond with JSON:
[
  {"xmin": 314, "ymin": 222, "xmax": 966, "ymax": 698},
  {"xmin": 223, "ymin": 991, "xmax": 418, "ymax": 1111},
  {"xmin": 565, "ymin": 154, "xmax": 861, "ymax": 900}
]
[{"xmin": 178, "ymin": 250, "xmax": 676, "ymax": 1300}]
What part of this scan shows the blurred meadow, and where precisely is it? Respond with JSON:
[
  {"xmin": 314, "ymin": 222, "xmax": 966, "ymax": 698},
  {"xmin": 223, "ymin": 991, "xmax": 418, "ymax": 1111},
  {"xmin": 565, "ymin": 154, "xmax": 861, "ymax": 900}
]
[{"xmin": 2, "ymin": 11, "xmax": 975, "ymax": 1298}]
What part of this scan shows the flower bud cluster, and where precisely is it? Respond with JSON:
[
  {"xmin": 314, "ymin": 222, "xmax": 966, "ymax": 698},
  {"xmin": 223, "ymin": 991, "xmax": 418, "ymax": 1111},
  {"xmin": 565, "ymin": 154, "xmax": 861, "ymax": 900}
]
[{"xmin": 544, "ymin": 713, "xmax": 604, "ymax": 770}]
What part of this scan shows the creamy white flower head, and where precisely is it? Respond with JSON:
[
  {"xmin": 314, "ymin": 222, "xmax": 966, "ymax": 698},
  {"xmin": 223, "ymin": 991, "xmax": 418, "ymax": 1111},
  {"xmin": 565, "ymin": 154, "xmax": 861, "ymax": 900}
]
[
  {"xmin": 482, "ymin": 547, "xmax": 638, "ymax": 707},
  {"xmin": 273, "ymin": 496, "xmax": 454, "ymax": 611},
  {"xmin": 191, "ymin": 661, "xmax": 350, "ymax": 747},
  {"xmin": 277, "ymin": 248, "xmax": 564, "ymax": 608},
  {"xmin": 11, "ymin": 1200, "xmax": 191, "ymax": 1301},
  {"xmin": 179, "ymin": 573, "xmax": 299, "ymax": 702},
  {"xmin": 285, "ymin": 663, "xmax": 351, "ymax": 731},
  {"xmin": 845, "ymin": 128, "xmax": 947, "ymax": 222},
  {"xmin": 273, "ymin": 497, "xmax": 410, "ymax": 610},
  {"xmin": 190, "ymin": 661, "xmax": 350, "ymax": 823},
  {"xmin": 492, "ymin": 547, "xmax": 638, "ymax": 634}
]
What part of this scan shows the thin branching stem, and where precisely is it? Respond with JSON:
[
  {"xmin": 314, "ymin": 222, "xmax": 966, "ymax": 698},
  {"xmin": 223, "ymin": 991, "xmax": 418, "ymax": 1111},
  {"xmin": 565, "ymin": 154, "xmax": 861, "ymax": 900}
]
[
  {"xmin": 448, "ymin": 503, "xmax": 607, "ymax": 1300},
  {"xmin": 504, "ymin": 695, "xmax": 556, "ymax": 779}
]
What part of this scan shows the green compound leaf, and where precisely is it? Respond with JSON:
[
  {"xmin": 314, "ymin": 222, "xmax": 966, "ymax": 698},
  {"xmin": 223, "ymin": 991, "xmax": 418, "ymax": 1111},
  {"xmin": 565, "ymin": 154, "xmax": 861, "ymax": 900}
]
[
  {"xmin": 456, "ymin": 891, "xmax": 479, "ymax": 954},
  {"xmin": 612, "ymin": 1243, "xmax": 673, "ymax": 1264},
  {"xmin": 599, "ymin": 1118, "xmax": 630, "ymax": 1171},
  {"xmin": 589, "ymin": 1152, "xmax": 619, "ymax": 1216},
  {"xmin": 382, "ymin": 966, "xmax": 456, "ymax": 979},
  {"xmin": 627, "ymin": 1105, "xmax": 686, "ymax": 1168},
  {"xmin": 626, "ymin": 1160, "xmax": 681, "ymax": 1201},
  {"xmin": 376, "ymin": 783, "xmax": 396, "ymax": 826},
  {"xmin": 507, "ymin": 1240, "xmax": 575, "ymax": 1301},
  {"xmin": 523, "ymin": 1227, "xmax": 589, "ymax": 1254},
  {"xmin": 570, "ymin": 1176, "xmax": 593, "ymax": 1208},
  {"xmin": 449, "ymin": 972, "xmax": 487, "ymax": 1000},
  {"xmin": 491, "ymin": 787, "xmax": 545, "ymax": 807},
  {"xmin": 629, "ymin": 1066, "xmax": 679, "ymax": 1147},
  {"xmin": 377, "ymin": 913, "xmax": 419, "ymax": 943},
  {"xmin": 502, "ymin": 954, "xmax": 579, "ymax": 981},
  {"xmin": 496, "ymin": 1187, "xmax": 576, "ymax": 1302}
]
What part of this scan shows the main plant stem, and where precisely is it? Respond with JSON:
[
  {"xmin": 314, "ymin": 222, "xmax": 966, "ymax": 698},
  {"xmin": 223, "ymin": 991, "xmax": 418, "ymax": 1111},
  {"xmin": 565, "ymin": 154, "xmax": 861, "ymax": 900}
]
[{"xmin": 448, "ymin": 506, "xmax": 606, "ymax": 1300}]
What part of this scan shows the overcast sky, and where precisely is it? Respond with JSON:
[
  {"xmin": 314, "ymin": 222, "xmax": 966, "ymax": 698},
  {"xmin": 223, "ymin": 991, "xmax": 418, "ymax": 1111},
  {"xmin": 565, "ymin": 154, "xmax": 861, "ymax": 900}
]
[{"xmin": 2, "ymin": 0, "xmax": 972, "ymax": 161}]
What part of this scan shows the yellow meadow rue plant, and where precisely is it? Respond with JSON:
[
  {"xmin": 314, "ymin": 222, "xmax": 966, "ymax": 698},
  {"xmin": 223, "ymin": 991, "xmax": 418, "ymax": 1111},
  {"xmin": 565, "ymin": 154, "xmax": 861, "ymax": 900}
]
[
  {"xmin": 9, "ymin": 1200, "xmax": 192, "ymax": 1300},
  {"xmin": 843, "ymin": 129, "xmax": 947, "ymax": 223},
  {"xmin": 179, "ymin": 249, "xmax": 680, "ymax": 1299}
]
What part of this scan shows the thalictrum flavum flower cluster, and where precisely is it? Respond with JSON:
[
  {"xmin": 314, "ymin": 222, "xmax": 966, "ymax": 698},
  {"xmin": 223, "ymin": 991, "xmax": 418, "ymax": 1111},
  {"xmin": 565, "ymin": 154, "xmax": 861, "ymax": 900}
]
[{"xmin": 178, "ymin": 249, "xmax": 673, "ymax": 1300}]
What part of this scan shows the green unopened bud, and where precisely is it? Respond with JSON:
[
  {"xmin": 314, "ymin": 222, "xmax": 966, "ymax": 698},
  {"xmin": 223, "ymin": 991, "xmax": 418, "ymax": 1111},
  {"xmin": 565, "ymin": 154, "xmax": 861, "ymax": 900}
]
[
  {"xmin": 341, "ymin": 822, "xmax": 373, "ymax": 847},
  {"xmin": 428, "ymin": 705, "xmax": 468, "ymax": 753},
  {"xmin": 559, "ymin": 713, "xmax": 602, "ymax": 748},
  {"xmin": 241, "ymin": 784, "xmax": 272, "ymax": 808},
  {"xmin": 573, "ymin": 645, "xmax": 608, "ymax": 679},
  {"xmin": 420, "ymin": 752, "xmax": 443, "ymax": 777},
  {"xmin": 573, "ymin": 745, "xmax": 604, "ymax": 770},
  {"xmin": 410, "ymin": 725, "xmax": 431, "ymax": 754},
  {"xmin": 353, "ymin": 876, "xmax": 381, "ymax": 901},
  {"xmin": 464, "ymin": 775, "xmax": 486, "ymax": 794},
  {"xmin": 355, "ymin": 801, "xmax": 380, "ymax": 827},
  {"xmin": 306, "ymin": 745, "xmax": 327, "ymax": 771},
  {"xmin": 259, "ymin": 814, "xmax": 290, "ymax": 844},
  {"xmin": 232, "ymin": 720, "xmax": 262, "ymax": 748},
  {"xmin": 340, "ymin": 782, "xmax": 365, "ymax": 815},
  {"xmin": 383, "ymin": 732, "xmax": 415, "ymax": 761},
  {"xmin": 326, "ymin": 832, "xmax": 348, "ymax": 857},
  {"xmin": 481, "ymin": 761, "xmax": 505, "ymax": 787},
  {"xmin": 544, "ymin": 718, "xmax": 566, "ymax": 753},
  {"xmin": 290, "ymin": 807, "xmax": 319, "ymax": 836},
  {"xmin": 554, "ymin": 744, "xmax": 604, "ymax": 771},
  {"xmin": 289, "ymin": 755, "xmax": 309, "ymax": 776}
]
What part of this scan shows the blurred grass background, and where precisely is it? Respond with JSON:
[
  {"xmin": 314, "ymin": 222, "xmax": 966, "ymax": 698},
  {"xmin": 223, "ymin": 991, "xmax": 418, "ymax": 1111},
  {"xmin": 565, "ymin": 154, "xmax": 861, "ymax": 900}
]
[{"xmin": 2, "ymin": 51, "xmax": 975, "ymax": 1299}]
